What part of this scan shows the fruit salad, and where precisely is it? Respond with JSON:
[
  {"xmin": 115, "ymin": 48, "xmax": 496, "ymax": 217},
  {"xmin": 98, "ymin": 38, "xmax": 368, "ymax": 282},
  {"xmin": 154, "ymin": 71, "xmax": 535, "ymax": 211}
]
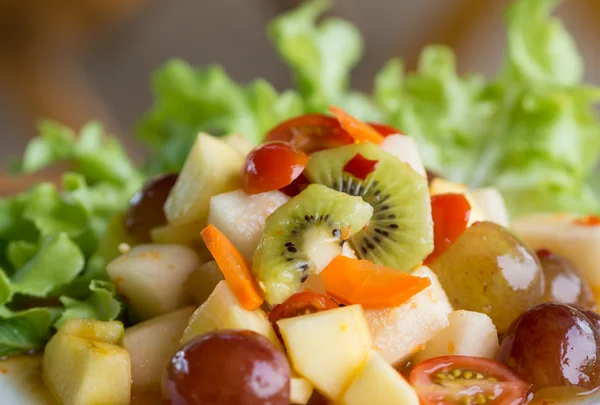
[
  {"xmin": 1, "ymin": 0, "xmax": 600, "ymax": 404},
  {"xmin": 23, "ymin": 108, "xmax": 597, "ymax": 405}
]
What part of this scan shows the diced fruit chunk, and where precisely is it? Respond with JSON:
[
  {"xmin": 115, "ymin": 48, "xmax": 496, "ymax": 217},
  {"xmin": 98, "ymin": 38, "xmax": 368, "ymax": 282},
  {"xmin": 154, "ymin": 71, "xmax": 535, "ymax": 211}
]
[
  {"xmin": 124, "ymin": 306, "xmax": 195, "ymax": 391},
  {"xmin": 208, "ymin": 189, "xmax": 289, "ymax": 261},
  {"xmin": 164, "ymin": 133, "xmax": 243, "ymax": 226},
  {"xmin": 429, "ymin": 178, "xmax": 487, "ymax": 225},
  {"xmin": 512, "ymin": 213, "xmax": 600, "ymax": 301},
  {"xmin": 43, "ymin": 320, "xmax": 131, "ymax": 405},
  {"xmin": 412, "ymin": 310, "xmax": 499, "ymax": 365},
  {"xmin": 366, "ymin": 266, "xmax": 453, "ymax": 366},
  {"xmin": 379, "ymin": 134, "xmax": 426, "ymax": 177},
  {"xmin": 184, "ymin": 260, "xmax": 224, "ymax": 305},
  {"xmin": 339, "ymin": 350, "xmax": 419, "ymax": 405},
  {"xmin": 150, "ymin": 221, "xmax": 212, "ymax": 261},
  {"xmin": 290, "ymin": 377, "xmax": 314, "ymax": 405},
  {"xmin": 0, "ymin": 355, "xmax": 56, "ymax": 405},
  {"xmin": 222, "ymin": 133, "xmax": 255, "ymax": 157},
  {"xmin": 59, "ymin": 319, "xmax": 124, "ymax": 345},
  {"xmin": 180, "ymin": 280, "xmax": 279, "ymax": 348},
  {"xmin": 107, "ymin": 244, "xmax": 199, "ymax": 319},
  {"xmin": 277, "ymin": 305, "xmax": 372, "ymax": 400},
  {"xmin": 471, "ymin": 187, "xmax": 510, "ymax": 227}
]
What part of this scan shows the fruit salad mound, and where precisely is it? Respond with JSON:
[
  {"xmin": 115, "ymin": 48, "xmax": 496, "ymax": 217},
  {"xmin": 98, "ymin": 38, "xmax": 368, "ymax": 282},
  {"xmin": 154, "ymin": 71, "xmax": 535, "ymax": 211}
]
[{"xmin": 35, "ymin": 107, "xmax": 600, "ymax": 405}]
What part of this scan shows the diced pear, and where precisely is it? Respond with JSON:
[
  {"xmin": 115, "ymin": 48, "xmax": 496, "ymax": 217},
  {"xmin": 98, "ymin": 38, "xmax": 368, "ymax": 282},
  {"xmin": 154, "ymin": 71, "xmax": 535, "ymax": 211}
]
[
  {"xmin": 513, "ymin": 214, "xmax": 600, "ymax": 300},
  {"xmin": 150, "ymin": 222, "xmax": 212, "ymax": 262},
  {"xmin": 290, "ymin": 377, "xmax": 314, "ymax": 405},
  {"xmin": 277, "ymin": 305, "xmax": 372, "ymax": 400},
  {"xmin": 222, "ymin": 133, "xmax": 255, "ymax": 157},
  {"xmin": 180, "ymin": 280, "xmax": 279, "ymax": 347},
  {"xmin": 412, "ymin": 310, "xmax": 499, "ymax": 365},
  {"xmin": 107, "ymin": 244, "xmax": 199, "ymax": 319},
  {"xmin": 366, "ymin": 266, "xmax": 453, "ymax": 366},
  {"xmin": 0, "ymin": 355, "xmax": 56, "ymax": 405},
  {"xmin": 124, "ymin": 306, "xmax": 195, "ymax": 392},
  {"xmin": 165, "ymin": 133, "xmax": 243, "ymax": 227},
  {"xmin": 471, "ymin": 187, "xmax": 510, "ymax": 227},
  {"xmin": 184, "ymin": 260, "xmax": 224, "ymax": 305},
  {"xmin": 429, "ymin": 178, "xmax": 487, "ymax": 226},
  {"xmin": 339, "ymin": 350, "xmax": 419, "ymax": 405},
  {"xmin": 43, "ymin": 322, "xmax": 131, "ymax": 405},
  {"xmin": 379, "ymin": 135, "xmax": 426, "ymax": 178},
  {"xmin": 208, "ymin": 189, "xmax": 290, "ymax": 261},
  {"xmin": 60, "ymin": 319, "xmax": 124, "ymax": 345}
]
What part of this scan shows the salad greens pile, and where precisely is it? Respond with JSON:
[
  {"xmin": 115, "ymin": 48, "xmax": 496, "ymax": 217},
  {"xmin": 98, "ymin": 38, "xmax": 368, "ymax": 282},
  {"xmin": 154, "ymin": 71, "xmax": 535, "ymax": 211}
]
[{"xmin": 0, "ymin": 0, "xmax": 598, "ymax": 356}]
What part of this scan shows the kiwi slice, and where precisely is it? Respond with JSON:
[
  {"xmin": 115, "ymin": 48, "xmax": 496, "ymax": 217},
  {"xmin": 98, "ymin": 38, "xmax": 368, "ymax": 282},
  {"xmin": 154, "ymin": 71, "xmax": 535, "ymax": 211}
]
[
  {"xmin": 304, "ymin": 143, "xmax": 433, "ymax": 272},
  {"xmin": 252, "ymin": 184, "xmax": 373, "ymax": 304}
]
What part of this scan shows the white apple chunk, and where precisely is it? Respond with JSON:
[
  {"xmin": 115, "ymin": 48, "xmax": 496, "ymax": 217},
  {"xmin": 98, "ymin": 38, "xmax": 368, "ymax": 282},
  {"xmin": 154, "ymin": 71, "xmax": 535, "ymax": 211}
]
[
  {"xmin": 412, "ymin": 310, "xmax": 499, "ymax": 365},
  {"xmin": 124, "ymin": 306, "xmax": 195, "ymax": 392},
  {"xmin": 180, "ymin": 280, "xmax": 279, "ymax": 347},
  {"xmin": 184, "ymin": 260, "xmax": 224, "ymax": 305},
  {"xmin": 208, "ymin": 189, "xmax": 289, "ymax": 261},
  {"xmin": 165, "ymin": 133, "xmax": 244, "ymax": 227},
  {"xmin": 513, "ymin": 213, "xmax": 600, "ymax": 295},
  {"xmin": 339, "ymin": 350, "xmax": 419, "ymax": 405},
  {"xmin": 471, "ymin": 187, "xmax": 510, "ymax": 227},
  {"xmin": 277, "ymin": 305, "xmax": 372, "ymax": 401},
  {"xmin": 380, "ymin": 135, "xmax": 427, "ymax": 178},
  {"xmin": 366, "ymin": 266, "xmax": 453, "ymax": 366},
  {"xmin": 106, "ymin": 244, "xmax": 199, "ymax": 320},
  {"xmin": 290, "ymin": 377, "xmax": 314, "ymax": 404}
]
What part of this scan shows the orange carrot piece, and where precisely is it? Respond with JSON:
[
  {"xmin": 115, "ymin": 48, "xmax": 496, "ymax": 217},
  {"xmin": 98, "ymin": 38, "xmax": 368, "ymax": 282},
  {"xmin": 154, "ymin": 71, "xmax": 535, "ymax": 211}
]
[
  {"xmin": 201, "ymin": 224, "xmax": 263, "ymax": 310},
  {"xmin": 320, "ymin": 256, "xmax": 431, "ymax": 309},
  {"xmin": 329, "ymin": 105, "xmax": 385, "ymax": 145}
]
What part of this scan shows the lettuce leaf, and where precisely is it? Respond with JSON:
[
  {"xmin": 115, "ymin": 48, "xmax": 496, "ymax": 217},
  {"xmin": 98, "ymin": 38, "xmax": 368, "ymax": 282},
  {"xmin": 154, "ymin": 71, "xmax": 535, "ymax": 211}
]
[{"xmin": 0, "ymin": 121, "xmax": 138, "ymax": 355}]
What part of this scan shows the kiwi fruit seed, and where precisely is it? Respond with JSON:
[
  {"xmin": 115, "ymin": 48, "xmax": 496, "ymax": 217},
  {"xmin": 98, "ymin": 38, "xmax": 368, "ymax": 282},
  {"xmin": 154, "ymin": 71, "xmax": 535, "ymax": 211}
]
[
  {"xmin": 304, "ymin": 143, "xmax": 433, "ymax": 272},
  {"xmin": 252, "ymin": 184, "xmax": 373, "ymax": 304}
]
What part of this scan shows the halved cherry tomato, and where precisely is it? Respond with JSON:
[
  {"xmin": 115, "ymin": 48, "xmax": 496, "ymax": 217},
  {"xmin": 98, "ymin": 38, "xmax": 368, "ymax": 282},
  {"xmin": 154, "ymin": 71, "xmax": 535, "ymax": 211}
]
[
  {"xmin": 320, "ymin": 256, "xmax": 431, "ymax": 308},
  {"xmin": 409, "ymin": 356, "xmax": 532, "ymax": 405},
  {"xmin": 343, "ymin": 153, "xmax": 379, "ymax": 180},
  {"xmin": 368, "ymin": 122, "xmax": 403, "ymax": 137},
  {"xmin": 264, "ymin": 113, "xmax": 354, "ymax": 153},
  {"xmin": 268, "ymin": 292, "xmax": 339, "ymax": 343},
  {"xmin": 243, "ymin": 141, "xmax": 309, "ymax": 195},
  {"xmin": 329, "ymin": 106, "xmax": 385, "ymax": 145},
  {"xmin": 424, "ymin": 193, "xmax": 471, "ymax": 265}
]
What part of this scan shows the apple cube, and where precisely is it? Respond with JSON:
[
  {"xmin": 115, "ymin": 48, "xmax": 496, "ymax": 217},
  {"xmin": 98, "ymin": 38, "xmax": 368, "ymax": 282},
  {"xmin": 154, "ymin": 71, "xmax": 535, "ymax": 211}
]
[
  {"xmin": 471, "ymin": 187, "xmax": 510, "ymax": 227},
  {"xmin": 412, "ymin": 310, "xmax": 499, "ymax": 365},
  {"xmin": 208, "ymin": 189, "xmax": 289, "ymax": 261},
  {"xmin": 366, "ymin": 266, "xmax": 453, "ymax": 366},
  {"xmin": 106, "ymin": 244, "xmax": 199, "ymax": 320},
  {"xmin": 339, "ymin": 350, "xmax": 419, "ymax": 405},
  {"xmin": 380, "ymin": 135, "xmax": 426, "ymax": 178},
  {"xmin": 277, "ymin": 305, "xmax": 372, "ymax": 400}
]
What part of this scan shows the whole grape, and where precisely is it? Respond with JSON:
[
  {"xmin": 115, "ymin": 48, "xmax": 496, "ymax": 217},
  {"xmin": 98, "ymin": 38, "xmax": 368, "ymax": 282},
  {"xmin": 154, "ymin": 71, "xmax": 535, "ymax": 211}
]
[
  {"xmin": 168, "ymin": 330, "xmax": 290, "ymax": 405},
  {"xmin": 498, "ymin": 303, "xmax": 600, "ymax": 391}
]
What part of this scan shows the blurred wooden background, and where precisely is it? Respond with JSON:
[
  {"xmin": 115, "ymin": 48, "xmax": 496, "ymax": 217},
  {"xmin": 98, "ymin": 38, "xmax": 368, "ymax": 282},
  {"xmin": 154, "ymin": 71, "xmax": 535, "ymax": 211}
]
[{"xmin": 1, "ymin": 0, "xmax": 599, "ymax": 194}]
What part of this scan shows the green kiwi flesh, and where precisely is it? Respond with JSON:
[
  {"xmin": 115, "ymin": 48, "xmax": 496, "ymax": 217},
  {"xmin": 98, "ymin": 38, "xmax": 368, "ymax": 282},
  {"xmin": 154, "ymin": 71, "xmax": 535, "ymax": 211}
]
[
  {"xmin": 304, "ymin": 143, "xmax": 433, "ymax": 272},
  {"xmin": 252, "ymin": 184, "xmax": 373, "ymax": 304}
]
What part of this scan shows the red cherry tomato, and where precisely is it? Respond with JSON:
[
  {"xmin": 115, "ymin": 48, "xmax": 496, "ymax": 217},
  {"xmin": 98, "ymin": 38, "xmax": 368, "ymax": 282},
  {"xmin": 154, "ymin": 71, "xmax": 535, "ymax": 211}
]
[
  {"xmin": 264, "ymin": 114, "xmax": 354, "ymax": 153},
  {"xmin": 343, "ymin": 153, "xmax": 379, "ymax": 180},
  {"xmin": 368, "ymin": 122, "xmax": 403, "ymax": 137},
  {"xmin": 424, "ymin": 193, "xmax": 471, "ymax": 265},
  {"xmin": 243, "ymin": 141, "xmax": 309, "ymax": 195},
  {"xmin": 268, "ymin": 292, "xmax": 339, "ymax": 344},
  {"xmin": 409, "ymin": 356, "xmax": 532, "ymax": 405}
]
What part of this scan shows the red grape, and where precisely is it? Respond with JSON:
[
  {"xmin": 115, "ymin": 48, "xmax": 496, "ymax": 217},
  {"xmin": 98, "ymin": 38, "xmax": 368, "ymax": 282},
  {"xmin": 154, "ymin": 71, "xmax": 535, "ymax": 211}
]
[
  {"xmin": 537, "ymin": 249, "xmax": 596, "ymax": 310},
  {"xmin": 124, "ymin": 173, "xmax": 178, "ymax": 241},
  {"xmin": 168, "ymin": 330, "xmax": 290, "ymax": 405},
  {"xmin": 498, "ymin": 303, "xmax": 600, "ymax": 391}
]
